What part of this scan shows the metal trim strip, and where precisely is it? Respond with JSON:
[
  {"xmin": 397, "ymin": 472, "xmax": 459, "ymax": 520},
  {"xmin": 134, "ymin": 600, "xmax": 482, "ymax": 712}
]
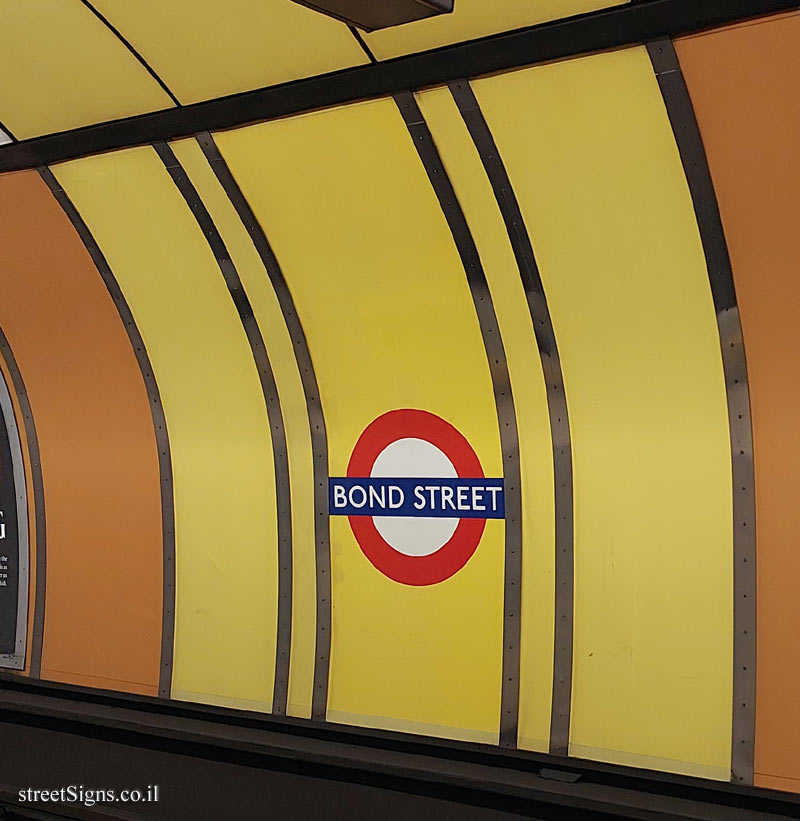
[
  {"xmin": 448, "ymin": 79, "xmax": 575, "ymax": 757},
  {"xmin": 153, "ymin": 142, "xmax": 294, "ymax": 714},
  {"xmin": 647, "ymin": 38, "xmax": 757, "ymax": 785},
  {"xmin": 0, "ymin": 328, "xmax": 45, "ymax": 679},
  {"xmin": 348, "ymin": 25, "xmax": 378, "ymax": 62},
  {"xmin": 193, "ymin": 133, "xmax": 332, "ymax": 720},
  {"xmin": 78, "ymin": 0, "xmax": 181, "ymax": 107},
  {"xmin": 38, "ymin": 165, "xmax": 178, "ymax": 698},
  {"xmin": 196, "ymin": 132, "xmax": 332, "ymax": 721},
  {"xmin": 394, "ymin": 90, "xmax": 522, "ymax": 747},
  {"xmin": 0, "ymin": 365, "xmax": 29, "ymax": 670}
]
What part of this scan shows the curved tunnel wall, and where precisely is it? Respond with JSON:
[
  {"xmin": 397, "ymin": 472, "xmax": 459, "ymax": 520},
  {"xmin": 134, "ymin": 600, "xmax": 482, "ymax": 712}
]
[
  {"xmin": 0, "ymin": 9, "xmax": 798, "ymax": 794},
  {"xmin": 215, "ymin": 99, "xmax": 511, "ymax": 744},
  {"xmin": 0, "ymin": 171, "xmax": 164, "ymax": 694},
  {"xmin": 51, "ymin": 147, "xmax": 282, "ymax": 713},
  {"xmin": 674, "ymin": 11, "xmax": 800, "ymax": 792},
  {"xmin": 472, "ymin": 45, "xmax": 735, "ymax": 779}
]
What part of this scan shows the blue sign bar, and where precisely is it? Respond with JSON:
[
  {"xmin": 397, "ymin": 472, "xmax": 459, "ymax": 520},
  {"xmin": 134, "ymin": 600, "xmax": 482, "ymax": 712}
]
[{"xmin": 329, "ymin": 477, "xmax": 504, "ymax": 519}]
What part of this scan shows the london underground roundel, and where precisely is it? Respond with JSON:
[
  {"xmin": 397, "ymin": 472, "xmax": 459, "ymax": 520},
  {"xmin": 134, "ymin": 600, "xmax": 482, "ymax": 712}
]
[{"xmin": 329, "ymin": 409, "xmax": 504, "ymax": 586}]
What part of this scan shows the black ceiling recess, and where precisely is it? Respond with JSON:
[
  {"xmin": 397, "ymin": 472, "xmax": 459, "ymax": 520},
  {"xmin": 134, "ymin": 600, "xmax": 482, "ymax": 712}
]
[{"xmin": 289, "ymin": 0, "xmax": 454, "ymax": 31}]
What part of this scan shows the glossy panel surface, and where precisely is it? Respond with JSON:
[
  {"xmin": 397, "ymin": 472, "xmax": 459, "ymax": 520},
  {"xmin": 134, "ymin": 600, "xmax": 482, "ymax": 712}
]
[
  {"xmin": 475, "ymin": 46, "xmax": 733, "ymax": 778},
  {"xmin": 53, "ymin": 149, "xmax": 279, "ymax": 711},
  {"xmin": 416, "ymin": 86, "xmax": 555, "ymax": 751},
  {"xmin": 170, "ymin": 137, "xmax": 317, "ymax": 718},
  {"xmin": 216, "ymin": 98, "xmax": 506, "ymax": 742}
]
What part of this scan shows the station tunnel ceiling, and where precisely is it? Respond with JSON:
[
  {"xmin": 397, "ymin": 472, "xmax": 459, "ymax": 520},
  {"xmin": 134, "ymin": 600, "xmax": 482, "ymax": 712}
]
[{"xmin": 0, "ymin": 0, "xmax": 623, "ymax": 139}]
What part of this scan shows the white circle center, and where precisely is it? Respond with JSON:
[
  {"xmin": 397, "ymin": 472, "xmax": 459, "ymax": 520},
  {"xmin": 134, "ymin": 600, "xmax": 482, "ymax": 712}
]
[{"xmin": 371, "ymin": 438, "xmax": 459, "ymax": 557}]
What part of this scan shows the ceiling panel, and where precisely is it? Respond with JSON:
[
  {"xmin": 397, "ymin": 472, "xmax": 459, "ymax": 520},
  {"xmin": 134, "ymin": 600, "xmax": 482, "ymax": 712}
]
[
  {"xmin": 0, "ymin": 0, "xmax": 174, "ymax": 140},
  {"xmin": 90, "ymin": 0, "xmax": 369, "ymax": 105}
]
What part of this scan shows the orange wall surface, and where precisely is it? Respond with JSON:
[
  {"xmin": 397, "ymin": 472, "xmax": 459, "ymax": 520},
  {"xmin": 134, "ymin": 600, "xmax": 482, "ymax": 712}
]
[
  {"xmin": 0, "ymin": 170, "xmax": 163, "ymax": 694},
  {"xmin": 676, "ymin": 11, "xmax": 800, "ymax": 792}
]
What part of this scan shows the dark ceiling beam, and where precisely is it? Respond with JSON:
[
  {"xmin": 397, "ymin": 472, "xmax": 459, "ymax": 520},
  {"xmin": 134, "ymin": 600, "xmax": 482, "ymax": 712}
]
[
  {"xmin": 289, "ymin": 0, "xmax": 453, "ymax": 32},
  {"xmin": 0, "ymin": 0, "xmax": 797, "ymax": 173}
]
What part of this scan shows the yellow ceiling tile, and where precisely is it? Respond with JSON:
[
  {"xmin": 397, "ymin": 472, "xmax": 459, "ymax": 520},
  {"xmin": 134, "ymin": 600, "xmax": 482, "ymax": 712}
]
[
  {"xmin": 0, "ymin": 0, "xmax": 174, "ymax": 139},
  {"xmin": 91, "ymin": 0, "xmax": 369, "ymax": 105}
]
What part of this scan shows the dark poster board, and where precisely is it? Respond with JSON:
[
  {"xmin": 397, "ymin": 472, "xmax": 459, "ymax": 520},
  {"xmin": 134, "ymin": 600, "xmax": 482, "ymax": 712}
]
[
  {"xmin": 0, "ymin": 391, "xmax": 19, "ymax": 655},
  {"xmin": 0, "ymin": 372, "xmax": 26, "ymax": 667}
]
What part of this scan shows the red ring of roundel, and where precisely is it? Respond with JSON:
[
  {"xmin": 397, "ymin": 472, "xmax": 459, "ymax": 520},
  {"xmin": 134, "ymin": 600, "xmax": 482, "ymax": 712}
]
[{"xmin": 346, "ymin": 408, "xmax": 486, "ymax": 586}]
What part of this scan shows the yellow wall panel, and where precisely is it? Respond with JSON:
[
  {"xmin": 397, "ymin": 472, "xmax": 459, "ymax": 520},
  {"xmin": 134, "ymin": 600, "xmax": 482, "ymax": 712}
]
[
  {"xmin": 170, "ymin": 137, "xmax": 317, "ymax": 718},
  {"xmin": 0, "ymin": 0, "xmax": 173, "ymax": 139},
  {"xmin": 91, "ymin": 0, "xmax": 368, "ymax": 105},
  {"xmin": 52, "ymin": 147, "xmax": 279, "ymax": 712},
  {"xmin": 416, "ymin": 87, "xmax": 555, "ymax": 752},
  {"xmin": 364, "ymin": 0, "xmax": 625, "ymax": 60},
  {"xmin": 215, "ymin": 98, "xmax": 506, "ymax": 742},
  {"xmin": 474, "ymin": 47, "xmax": 733, "ymax": 778}
]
